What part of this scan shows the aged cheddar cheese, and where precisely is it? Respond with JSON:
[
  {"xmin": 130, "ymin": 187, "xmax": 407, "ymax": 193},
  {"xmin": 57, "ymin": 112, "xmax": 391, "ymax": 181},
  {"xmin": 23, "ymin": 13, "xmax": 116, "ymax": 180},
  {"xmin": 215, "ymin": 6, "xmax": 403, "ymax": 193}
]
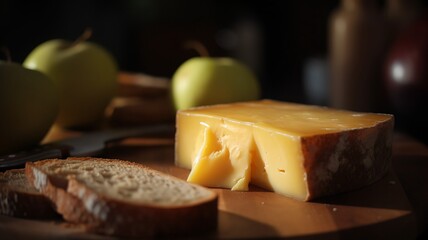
[{"xmin": 175, "ymin": 100, "xmax": 394, "ymax": 201}]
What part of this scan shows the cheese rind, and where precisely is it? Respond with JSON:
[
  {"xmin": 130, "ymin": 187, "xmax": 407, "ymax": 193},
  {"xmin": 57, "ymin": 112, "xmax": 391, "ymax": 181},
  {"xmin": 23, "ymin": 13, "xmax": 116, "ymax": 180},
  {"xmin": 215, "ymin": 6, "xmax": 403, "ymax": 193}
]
[{"xmin": 175, "ymin": 100, "xmax": 394, "ymax": 201}]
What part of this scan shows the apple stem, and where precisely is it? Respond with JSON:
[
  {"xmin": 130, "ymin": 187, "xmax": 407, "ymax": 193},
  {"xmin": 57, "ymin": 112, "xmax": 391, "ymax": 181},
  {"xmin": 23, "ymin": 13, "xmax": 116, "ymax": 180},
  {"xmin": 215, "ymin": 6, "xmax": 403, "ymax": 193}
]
[
  {"xmin": 1, "ymin": 47, "xmax": 12, "ymax": 62},
  {"xmin": 71, "ymin": 28, "xmax": 93, "ymax": 48},
  {"xmin": 184, "ymin": 40, "xmax": 209, "ymax": 57}
]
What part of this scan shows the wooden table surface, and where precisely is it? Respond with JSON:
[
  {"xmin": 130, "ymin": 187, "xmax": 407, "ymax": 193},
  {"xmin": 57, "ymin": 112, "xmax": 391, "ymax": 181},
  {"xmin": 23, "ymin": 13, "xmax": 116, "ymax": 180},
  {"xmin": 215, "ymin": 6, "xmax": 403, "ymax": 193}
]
[{"xmin": 1, "ymin": 126, "xmax": 427, "ymax": 239}]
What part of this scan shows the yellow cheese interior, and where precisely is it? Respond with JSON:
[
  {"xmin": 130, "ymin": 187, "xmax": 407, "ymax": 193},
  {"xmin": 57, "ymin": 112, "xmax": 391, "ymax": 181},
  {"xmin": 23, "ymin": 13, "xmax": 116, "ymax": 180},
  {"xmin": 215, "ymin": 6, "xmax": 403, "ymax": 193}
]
[
  {"xmin": 187, "ymin": 121, "xmax": 252, "ymax": 191},
  {"xmin": 175, "ymin": 100, "xmax": 391, "ymax": 200}
]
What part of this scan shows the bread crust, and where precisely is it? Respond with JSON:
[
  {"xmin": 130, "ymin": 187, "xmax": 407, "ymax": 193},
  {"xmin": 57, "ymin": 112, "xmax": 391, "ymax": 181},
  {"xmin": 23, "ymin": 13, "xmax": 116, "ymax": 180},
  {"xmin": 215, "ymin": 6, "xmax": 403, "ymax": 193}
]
[{"xmin": 0, "ymin": 169, "xmax": 58, "ymax": 219}]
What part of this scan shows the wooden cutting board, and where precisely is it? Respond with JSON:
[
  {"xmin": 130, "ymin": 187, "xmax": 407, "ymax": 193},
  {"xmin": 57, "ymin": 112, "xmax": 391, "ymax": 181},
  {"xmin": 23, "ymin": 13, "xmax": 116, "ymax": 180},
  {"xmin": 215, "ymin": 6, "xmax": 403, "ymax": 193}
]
[{"xmin": 0, "ymin": 133, "xmax": 423, "ymax": 239}]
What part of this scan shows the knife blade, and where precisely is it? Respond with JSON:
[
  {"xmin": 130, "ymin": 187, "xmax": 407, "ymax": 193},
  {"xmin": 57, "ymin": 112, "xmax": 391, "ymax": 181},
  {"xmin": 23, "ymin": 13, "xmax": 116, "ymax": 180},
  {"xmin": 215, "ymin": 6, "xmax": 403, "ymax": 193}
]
[{"xmin": 0, "ymin": 124, "xmax": 174, "ymax": 171}]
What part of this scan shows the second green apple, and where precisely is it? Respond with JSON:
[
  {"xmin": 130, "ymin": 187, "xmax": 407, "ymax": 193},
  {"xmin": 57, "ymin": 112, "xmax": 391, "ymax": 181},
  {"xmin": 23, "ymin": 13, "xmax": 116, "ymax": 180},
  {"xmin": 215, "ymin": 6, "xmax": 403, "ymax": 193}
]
[
  {"xmin": 172, "ymin": 57, "xmax": 260, "ymax": 110},
  {"xmin": 23, "ymin": 39, "xmax": 118, "ymax": 129}
]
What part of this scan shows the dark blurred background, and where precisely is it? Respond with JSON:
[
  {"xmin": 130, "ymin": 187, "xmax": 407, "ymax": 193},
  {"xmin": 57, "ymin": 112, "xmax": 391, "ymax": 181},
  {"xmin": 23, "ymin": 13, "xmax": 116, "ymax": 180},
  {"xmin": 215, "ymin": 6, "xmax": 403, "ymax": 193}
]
[
  {"xmin": 1, "ymin": 0, "xmax": 428, "ymax": 143},
  {"xmin": 0, "ymin": 0, "xmax": 338, "ymax": 101}
]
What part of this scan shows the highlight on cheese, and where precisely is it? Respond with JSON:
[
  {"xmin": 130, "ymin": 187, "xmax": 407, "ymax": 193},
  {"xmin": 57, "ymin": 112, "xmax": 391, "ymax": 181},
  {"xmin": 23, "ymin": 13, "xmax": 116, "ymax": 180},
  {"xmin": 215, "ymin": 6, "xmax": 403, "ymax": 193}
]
[{"xmin": 174, "ymin": 100, "xmax": 394, "ymax": 201}]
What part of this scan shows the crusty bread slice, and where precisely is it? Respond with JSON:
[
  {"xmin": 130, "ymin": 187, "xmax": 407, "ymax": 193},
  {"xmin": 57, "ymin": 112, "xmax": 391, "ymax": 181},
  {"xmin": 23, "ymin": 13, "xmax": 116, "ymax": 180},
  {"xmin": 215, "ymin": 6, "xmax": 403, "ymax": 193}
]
[
  {"xmin": 0, "ymin": 169, "xmax": 58, "ymax": 218},
  {"xmin": 25, "ymin": 161, "xmax": 96, "ymax": 224},
  {"xmin": 25, "ymin": 157, "xmax": 218, "ymax": 238}
]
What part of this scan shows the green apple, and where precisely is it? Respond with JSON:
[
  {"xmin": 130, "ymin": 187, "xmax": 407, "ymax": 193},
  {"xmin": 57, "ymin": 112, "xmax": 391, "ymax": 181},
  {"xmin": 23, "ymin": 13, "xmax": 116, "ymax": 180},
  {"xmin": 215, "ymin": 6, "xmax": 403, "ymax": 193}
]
[
  {"xmin": 0, "ymin": 60, "xmax": 58, "ymax": 154},
  {"xmin": 23, "ymin": 39, "xmax": 118, "ymax": 129},
  {"xmin": 171, "ymin": 57, "xmax": 261, "ymax": 110}
]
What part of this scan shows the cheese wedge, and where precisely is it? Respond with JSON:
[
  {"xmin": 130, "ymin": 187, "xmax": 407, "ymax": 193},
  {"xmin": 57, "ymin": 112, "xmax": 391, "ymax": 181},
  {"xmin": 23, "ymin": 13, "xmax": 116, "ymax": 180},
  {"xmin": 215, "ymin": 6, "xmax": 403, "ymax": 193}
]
[{"xmin": 175, "ymin": 100, "xmax": 394, "ymax": 201}]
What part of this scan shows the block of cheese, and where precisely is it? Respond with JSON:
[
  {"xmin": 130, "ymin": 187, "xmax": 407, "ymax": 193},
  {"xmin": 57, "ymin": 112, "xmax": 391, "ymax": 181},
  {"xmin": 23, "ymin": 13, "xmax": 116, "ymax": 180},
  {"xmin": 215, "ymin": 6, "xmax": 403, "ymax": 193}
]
[{"xmin": 175, "ymin": 100, "xmax": 394, "ymax": 201}]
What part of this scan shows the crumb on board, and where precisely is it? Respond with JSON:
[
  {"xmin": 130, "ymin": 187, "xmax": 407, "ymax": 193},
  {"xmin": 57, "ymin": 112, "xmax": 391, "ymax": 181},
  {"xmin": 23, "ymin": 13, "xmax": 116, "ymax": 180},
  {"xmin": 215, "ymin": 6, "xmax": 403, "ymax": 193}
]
[{"xmin": 54, "ymin": 221, "xmax": 86, "ymax": 229}]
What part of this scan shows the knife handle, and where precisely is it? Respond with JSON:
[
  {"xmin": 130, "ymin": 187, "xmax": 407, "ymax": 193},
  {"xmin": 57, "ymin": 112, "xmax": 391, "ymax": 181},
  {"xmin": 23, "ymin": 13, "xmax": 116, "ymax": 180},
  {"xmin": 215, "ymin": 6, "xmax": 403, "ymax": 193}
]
[{"xmin": 0, "ymin": 144, "xmax": 69, "ymax": 171}]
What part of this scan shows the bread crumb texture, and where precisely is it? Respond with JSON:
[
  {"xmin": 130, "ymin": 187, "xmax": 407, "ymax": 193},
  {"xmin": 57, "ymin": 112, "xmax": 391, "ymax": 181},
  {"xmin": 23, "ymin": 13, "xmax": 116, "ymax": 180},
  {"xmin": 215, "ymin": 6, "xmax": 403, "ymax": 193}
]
[{"xmin": 37, "ymin": 158, "xmax": 214, "ymax": 205}]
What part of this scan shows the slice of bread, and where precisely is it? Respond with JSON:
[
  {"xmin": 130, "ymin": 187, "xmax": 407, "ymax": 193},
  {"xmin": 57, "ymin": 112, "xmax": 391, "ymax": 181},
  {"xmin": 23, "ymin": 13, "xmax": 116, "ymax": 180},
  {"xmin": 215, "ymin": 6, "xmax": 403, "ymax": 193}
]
[
  {"xmin": 25, "ymin": 157, "xmax": 218, "ymax": 238},
  {"xmin": 0, "ymin": 169, "xmax": 58, "ymax": 218},
  {"xmin": 25, "ymin": 161, "xmax": 97, "ymax": 224}
]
